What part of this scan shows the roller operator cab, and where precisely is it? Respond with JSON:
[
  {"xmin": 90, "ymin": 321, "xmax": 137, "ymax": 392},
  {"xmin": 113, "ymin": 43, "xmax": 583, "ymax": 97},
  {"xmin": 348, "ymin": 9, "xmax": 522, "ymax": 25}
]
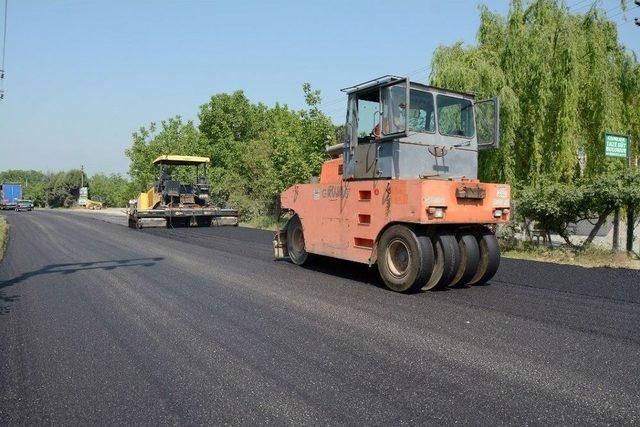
[{"xmin": 275, "ymin": 76, "xmax": 511, "ymax": 293}]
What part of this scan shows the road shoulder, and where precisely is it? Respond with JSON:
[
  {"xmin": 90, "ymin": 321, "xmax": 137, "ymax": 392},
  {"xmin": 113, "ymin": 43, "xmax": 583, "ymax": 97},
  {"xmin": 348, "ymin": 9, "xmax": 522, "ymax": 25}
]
[{"xmin": 0, "ymin": 215, "xmax": 7, "ymax": 262}]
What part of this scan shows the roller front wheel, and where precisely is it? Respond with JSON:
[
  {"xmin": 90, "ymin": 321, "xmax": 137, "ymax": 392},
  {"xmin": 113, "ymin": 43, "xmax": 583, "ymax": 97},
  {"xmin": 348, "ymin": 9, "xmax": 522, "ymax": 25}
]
[{"xmin": 286, "ymin": 215, "xmax": 309, "ymax": 265}]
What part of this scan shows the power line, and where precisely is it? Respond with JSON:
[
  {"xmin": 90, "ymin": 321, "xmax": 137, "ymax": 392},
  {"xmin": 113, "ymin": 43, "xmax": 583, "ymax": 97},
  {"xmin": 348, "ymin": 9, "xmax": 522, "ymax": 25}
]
[
  {"xmin": 570, "ymin": 0, "xmax": 633, "ymax": 15},
  {"xmin": 569, "ymin": 0, "xmax": 593, "ymax": 8},
  {"xmin": 569, "ymin": 0, "xmax": 594, "ymax": 10},
  {"xmin": 595, "ymin": 2, "xmax": 638, "ymax": 27},
  {"xmin": 608, "ymin": 2, "xmax": 639, "ymax": 20},
  {"xmin": 1, "ymin": 0, "xmax": 6, "ymax": 69},
  {"xmin": 405, "ymin": 65, "xmax": 431, "ymax": 81},
  {"xmin": 569, "ymin": 0, "xmax": 597, "ymax": 13},
  {"xmin": 0, "ymin": 0, "xmax": 7, "ymax": 100},
  {"xmin": 604, "ymin": 3, "xmax": 624, "ymax": 15},
  {"xmin": 317, "ymin": 96, "xmax": 346, "ymax": 110}
]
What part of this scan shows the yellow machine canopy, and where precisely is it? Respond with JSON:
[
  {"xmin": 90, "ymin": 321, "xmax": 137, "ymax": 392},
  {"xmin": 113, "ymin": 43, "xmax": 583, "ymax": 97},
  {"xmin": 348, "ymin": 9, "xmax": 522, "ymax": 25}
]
[{"xmin": 152, "ymin": 155, "xmax": 210, "ymax": 166}]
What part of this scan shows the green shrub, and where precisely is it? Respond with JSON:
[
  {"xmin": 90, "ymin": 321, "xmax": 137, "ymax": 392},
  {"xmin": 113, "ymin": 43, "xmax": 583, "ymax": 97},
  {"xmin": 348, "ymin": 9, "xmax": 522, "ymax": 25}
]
[{"xmin": 516, "ymin": 169, "xmax": 640, "ymax": 248}]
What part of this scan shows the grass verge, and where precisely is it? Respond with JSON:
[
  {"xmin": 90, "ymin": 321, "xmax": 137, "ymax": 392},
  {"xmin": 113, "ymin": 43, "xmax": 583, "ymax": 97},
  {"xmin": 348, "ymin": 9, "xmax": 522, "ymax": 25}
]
[
  {"xmin": 240, "ymin": 215, "xmax": 283, "ymax": 231},
  {"xmin": 502, "ymin": 242, "xmax": 640, "ymax": 269},
  {"xmin": 0, "ymin": 216, "xmax": 8, "ymax": 262},
  {"xmin": 240, "ymin": 217, "xmax": 640, "ymax": 270}
]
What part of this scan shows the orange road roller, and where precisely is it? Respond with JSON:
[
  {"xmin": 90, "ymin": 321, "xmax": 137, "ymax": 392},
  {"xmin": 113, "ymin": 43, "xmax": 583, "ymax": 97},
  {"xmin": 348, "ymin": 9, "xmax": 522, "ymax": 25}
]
[{"xmin": 274, "ymin": 75, "xmax": 510, "ymax": 293}]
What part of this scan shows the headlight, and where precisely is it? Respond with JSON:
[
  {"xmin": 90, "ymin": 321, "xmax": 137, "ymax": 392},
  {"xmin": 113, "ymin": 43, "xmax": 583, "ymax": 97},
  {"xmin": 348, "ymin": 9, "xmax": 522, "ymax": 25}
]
[{"xmin": 427, "ymin": 207, "xmax": 446, "ymax": 218}]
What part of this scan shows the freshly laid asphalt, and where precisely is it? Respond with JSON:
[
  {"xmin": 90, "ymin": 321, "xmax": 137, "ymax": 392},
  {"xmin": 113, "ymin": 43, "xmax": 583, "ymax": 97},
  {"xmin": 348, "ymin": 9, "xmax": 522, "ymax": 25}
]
[{"xmin": 0, "ymin": 210, "xmax": 639, "ymax": 424}]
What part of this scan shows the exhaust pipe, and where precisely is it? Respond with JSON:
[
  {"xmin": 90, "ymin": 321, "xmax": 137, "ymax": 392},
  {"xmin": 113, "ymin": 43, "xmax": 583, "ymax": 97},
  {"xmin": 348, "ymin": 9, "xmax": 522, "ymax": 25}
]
[{"xmin": 325, "ymin": 143, "xmax": 343, "ymax": 159}]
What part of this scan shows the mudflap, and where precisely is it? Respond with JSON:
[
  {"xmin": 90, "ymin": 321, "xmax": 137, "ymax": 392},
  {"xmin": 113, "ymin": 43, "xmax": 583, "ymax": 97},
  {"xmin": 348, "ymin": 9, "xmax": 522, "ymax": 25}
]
[{"xmin": 273, "ymin": 228, "xmax": 288, "ymax": 259}]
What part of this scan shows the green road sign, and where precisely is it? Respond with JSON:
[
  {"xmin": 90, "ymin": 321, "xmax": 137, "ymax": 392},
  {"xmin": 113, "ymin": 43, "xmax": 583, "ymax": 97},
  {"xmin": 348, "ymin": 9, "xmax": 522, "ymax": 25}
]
[{"xmin": 605, "ymin": 133, "xmax": 629, "ymax": 158}]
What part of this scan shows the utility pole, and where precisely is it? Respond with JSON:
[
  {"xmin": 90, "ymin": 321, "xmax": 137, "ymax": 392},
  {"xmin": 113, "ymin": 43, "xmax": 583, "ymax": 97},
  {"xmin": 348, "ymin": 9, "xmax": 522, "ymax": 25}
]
[
  {"xmin": 613, "ymin": 209, "xmax": 620, "ymax": 250},
  {"xmin": 80, "ymin": 165, "xmax": 84, "ymax": 188},
  {"xmin": 628, "ymin": 0, "xmax": 638, "ymax": 249},
  {"xmin": 627, "ymin": 141, "xmax": 636, "ymax": 253},
  {"xmin": 628, "ymin": 205, "xmax": 635, "ymax": 252}
]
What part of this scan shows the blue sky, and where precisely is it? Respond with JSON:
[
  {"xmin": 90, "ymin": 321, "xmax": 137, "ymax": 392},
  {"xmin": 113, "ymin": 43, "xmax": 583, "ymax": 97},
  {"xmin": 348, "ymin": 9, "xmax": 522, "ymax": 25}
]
[{"xmin": 0, "ymin": 0, "xmax": 638, "ymax": 175}]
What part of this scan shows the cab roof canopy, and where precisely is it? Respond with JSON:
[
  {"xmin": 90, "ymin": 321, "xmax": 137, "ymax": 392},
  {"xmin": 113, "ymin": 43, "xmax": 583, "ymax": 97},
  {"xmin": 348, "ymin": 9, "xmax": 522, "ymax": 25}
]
[
  {"xmin": 340, "ymin": 74, "xmax": 475, "ymax": 98},
  {"xmin": 152, "ymin": 155, "xmax": 210, "ymax": 166}
]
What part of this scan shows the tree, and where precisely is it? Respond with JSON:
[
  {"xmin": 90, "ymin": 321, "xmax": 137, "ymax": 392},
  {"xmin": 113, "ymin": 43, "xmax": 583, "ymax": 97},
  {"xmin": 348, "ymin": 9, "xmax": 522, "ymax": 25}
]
[
  {"xmin": 0, "ymin": 168, "xmax": 138, "ymax": 208},
  {"xmin": 125, "ymin": 85, "xmax": 335, "ymax": 220},
  {"xmin": 517, "ymin": 168, "xmax": 640, "ymax": 248},
  {"xmin": 429, "ymin": 0, "xmax": 639, "ymax": 186},
  {"xmin": 42, "ymin": 169, "xmax": 87, "ymax": 208},
  {"xmin": 0, "ymin": 169, "xmax": 48, "ymax": 206},
  {"xmin": 89, "ymin": 173, "xmax": 135, "ymax": 207},
  {"xmin": 126, "ymin": 117, "xmax": 207, "ymax": 192}
]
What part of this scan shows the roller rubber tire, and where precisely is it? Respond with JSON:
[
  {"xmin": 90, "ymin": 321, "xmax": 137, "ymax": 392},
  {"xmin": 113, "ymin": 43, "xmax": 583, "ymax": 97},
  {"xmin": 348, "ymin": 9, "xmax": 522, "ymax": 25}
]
[
  {"xmin": 422, "ymin": 231, "xmax": 460, "ymax": 290},
  {"xmin": 468, "ymin": 230, "xmax": 501, "ymax": 285},
  {"xmin": 449, "ymin": 233, "xmax": 480, "ymax": 287},
  {"xmin": 286, "ymin": 215, "xmax": 309, "ymax": 265},
  {"xmin": 377, "ymin": 225, "xmax": 434, "ymax": 293}
]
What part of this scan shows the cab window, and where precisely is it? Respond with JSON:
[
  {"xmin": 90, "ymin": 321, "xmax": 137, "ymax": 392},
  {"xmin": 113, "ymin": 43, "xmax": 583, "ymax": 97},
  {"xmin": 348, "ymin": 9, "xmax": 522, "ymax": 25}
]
[
  {"xmin": 357, "ymin": 97, "xmax": 379, "ymax": 139},
  {"xmin": 380, "ymin": 83, "xmax": 407, "ymax": 136},
  {"xmin": 408, "ymin": 90, "xmax": 435, "ymax": 133},
  {"xmin": 437, "ymin": 95, "xmax": 475, "ymax": 137}
]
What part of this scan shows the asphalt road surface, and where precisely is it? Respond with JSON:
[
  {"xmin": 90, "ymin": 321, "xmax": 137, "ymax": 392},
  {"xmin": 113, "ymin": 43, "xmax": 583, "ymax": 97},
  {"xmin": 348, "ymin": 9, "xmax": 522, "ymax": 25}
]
[{"xmin": 1, "ymin": 210, "xmax": 639, "ymax": 424}]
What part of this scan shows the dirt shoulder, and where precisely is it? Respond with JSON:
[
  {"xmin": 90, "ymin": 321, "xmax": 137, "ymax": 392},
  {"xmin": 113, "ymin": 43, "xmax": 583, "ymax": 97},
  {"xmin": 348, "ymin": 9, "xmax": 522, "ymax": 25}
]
[
  {"xmin": 0, "ymin": 216, "xmax": 8, "ymax": 262},
  {"xmin": 502, "ymin": 245, "xmax": 640, "ymax": 270}
]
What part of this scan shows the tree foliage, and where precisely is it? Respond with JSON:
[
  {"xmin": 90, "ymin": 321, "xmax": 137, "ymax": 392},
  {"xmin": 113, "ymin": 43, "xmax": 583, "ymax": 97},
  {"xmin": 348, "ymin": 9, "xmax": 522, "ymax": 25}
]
[
  {"xmin": 126, "ymin": 117, "xmax": 207, "ymax": 193},
  {"xmin": 429, "ymin": 0, "xmax": 639, "ymax": 185},
  {"xmin": 42, "ymin": 169, "xmax": 87, "ymax": 208},
  {"xmin": 0, "ymin": 169, "xmax": 135, "ymax": 208},
  {"xmin": 125, "ymin": 85, "xmax": 335, "ymax": 219},
  {"xmin": 89, "ymin": 173, "xmax": 136, "ymax": 207},
  {"xmin": 0, "ymin": 169, "xmax": 48, "ymax": 206},
  {"xmin": 517, "ymin": 169, "xmax": 640, "ymax": 247}
]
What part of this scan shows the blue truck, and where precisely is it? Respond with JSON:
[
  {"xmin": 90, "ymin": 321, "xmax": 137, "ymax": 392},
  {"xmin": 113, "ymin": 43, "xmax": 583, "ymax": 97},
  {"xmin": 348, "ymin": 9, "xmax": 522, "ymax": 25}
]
[{"xmin": 1, "ymin": 182, "xmax": 23, "ymax": 209}]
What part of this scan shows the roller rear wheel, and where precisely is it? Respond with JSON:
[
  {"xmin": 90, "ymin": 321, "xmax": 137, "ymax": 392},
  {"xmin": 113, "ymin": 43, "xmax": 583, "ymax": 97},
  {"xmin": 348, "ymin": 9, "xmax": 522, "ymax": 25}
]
[
  {"xmin": 468, "ymin": 229, "xmax": 501, "ymax": 285},
  {"xmin": 286, "ymin": 215, "xmax": 309, "ymax": 265},
  {"xmin": 377, "ymin": 225, "xmax": 434, "ymax": 293},
  {"xmin": 449, "ymin": 233, "xmax": 480, "ymax": 287},
  {"xmin": 422, "ymin": 231, "xmax": 460, "ymax": 290}
]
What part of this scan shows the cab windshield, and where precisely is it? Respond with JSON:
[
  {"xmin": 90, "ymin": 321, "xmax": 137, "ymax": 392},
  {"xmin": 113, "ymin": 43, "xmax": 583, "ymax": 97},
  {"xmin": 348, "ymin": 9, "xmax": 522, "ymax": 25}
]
[
  {"xmin": 353, "ymin": 84, "xmax": 475, "ymax": 139},
  {"xmin": 381, "ymin": 90, "xmax": 471, "ymax": 136},
  {"xmin": 408, "ymin": 90, "xmax": 435, "ymax": 133},
  {"xmin": 380, "ymin": 86, "xmax": 437, "ymax": 135}
]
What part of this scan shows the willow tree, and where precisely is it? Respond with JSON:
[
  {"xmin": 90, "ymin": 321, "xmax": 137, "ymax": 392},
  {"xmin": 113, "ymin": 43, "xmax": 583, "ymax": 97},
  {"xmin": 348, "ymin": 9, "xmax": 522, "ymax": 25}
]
[{"xmin": 429, "ymin": 0, "xmax": 640, "ymax": 186}]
